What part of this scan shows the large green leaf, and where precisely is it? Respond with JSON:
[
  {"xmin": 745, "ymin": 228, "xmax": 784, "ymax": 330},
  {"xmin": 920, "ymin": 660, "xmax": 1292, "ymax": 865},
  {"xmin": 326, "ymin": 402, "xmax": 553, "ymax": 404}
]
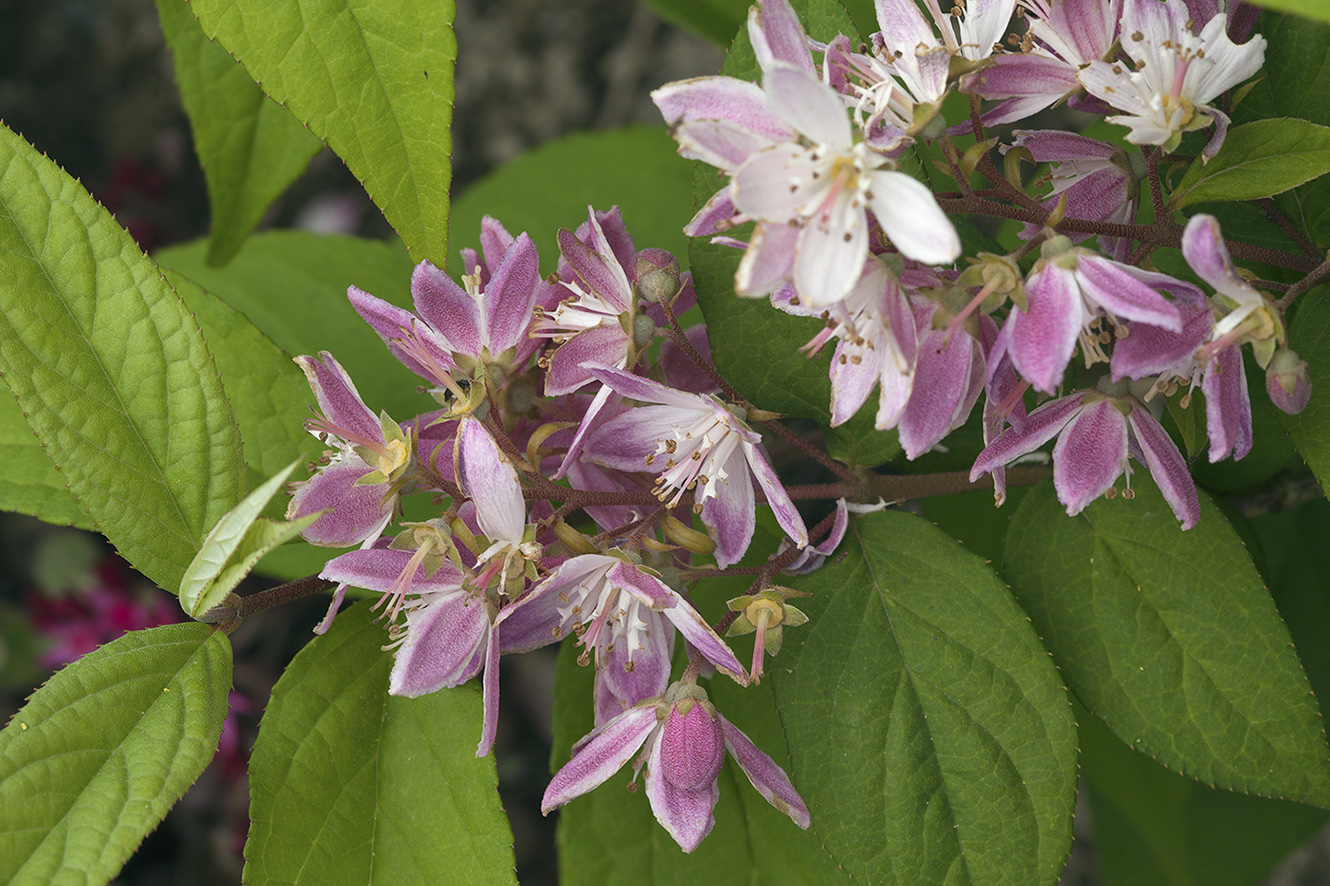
[
  {"xmin": 448, "ymin": 126, "xmax": 695, "ymax": 277},
  {"xmin": 0, "ymin": 623, "xmax": 232, "ymax": 885},
  {"xmin": 0, "ymin": 392, "xmax": 91, "ymax": 529},
  {"xmin": 551, "ymin": 636, "xmax": 850, "ymax": 884},
  {"xmin": 1080, "ymin": 706, "xmax": 1328, "ymax": 886},
  {"xmin": 0, "ymin": 123, "xmax": 247, "ymax": 592},
  {"xmin": 155, "ymin": 0, "xmax": 324, "ymax": 266},
  {"xmin": 1278, "ymin": 291, "xmax": 1330, "ymax": 488},
  {"xmin": 155, "ymin": 231, "xmax": 421, "ymax": 421},
  {"xmin": 187, "ymin": 0, "xmax": 457, "ymax": 265},
  {"xmin": 1003, "ymin": 478, "xmax": 1330, "ymax": 806},
  {"xmin": 772, "ymin": 511, "xmax": 1078, "ymax": 885},
  {"xmin": 1169, "ymin": 119, "xmax": 1330, "ymax": 209},
  {"xmin": 244, "ymin": 602, "xmax": 516, "ymax": 885}
]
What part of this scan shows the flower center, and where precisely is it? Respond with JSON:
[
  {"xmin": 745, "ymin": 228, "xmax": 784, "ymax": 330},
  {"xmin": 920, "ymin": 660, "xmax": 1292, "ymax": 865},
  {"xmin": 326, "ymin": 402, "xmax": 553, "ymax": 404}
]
[{"xmin": 644, "ymin": 408, "xmax": 741, "ymax": 512}]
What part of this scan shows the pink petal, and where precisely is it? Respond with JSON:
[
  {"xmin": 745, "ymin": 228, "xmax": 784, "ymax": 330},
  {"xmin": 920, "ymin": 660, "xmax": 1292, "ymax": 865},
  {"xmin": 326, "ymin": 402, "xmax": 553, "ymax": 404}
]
[
  {"xmin": 735, "ymin": 222, "xmax": 798, "ymax": 297},
  {"xmin": 542, "ymin": 707, "xmax": 660, "ymax": 812},
  {"xmin": 290, "ymin": 460, "xmax": 393, "ymax": 547},
  {"xmin": 477, "ymin": 625, "xmax": 501, "ymax": 756},
  {"xmin": 651, "ymin": 76, "xmax": 795, "ymax": 144},
  {"xmin": 701, "ymin": 443, "xmax": 758, "ymax": 569},
  {"xmin": 971, "ymin": 393, "xmax": 1086, "ymax": 481},
  {"xmin": 763, "ymin": 64, "xmax": 850, "ymax": 146},
  {"xmin": 484, "ymin": 233, "xmax": 541, "ymax": 355},
  {"xmin": 543, "ymin": 324, "xmax": 630, "ymax": 396},
  {"xmin": 458, "ymin": 418, "xmax": 526, "ymax": 545},
  {"xmin": 720, "ymin": 715, "xmax": 810, "ymax": 828},
  {"xmin": 644, "ymin": 729, "xmax": 718, "ymax": 853},
  {"xmin": 1127, "ymin": 406, "xmax": 1201, "ymax": 529},
  {"xmin": 1076, "ymin": 257, "xmax": 1182, "ymax": 331},
  {"xmin": 1052, "ymin": 399, "xmax": 1128, "ymax": 515},
  {"xmin": 744, "ymin": 440, "xmax": 808, "ymax": 551},
  {"xmin": 559, "ymin": 227, "xmax": 633, "ymax": 313},
  {"xmin": 749, "ymin": 0, "xmax": 815, "ymax": 73},
  {"xmin": 1202, "ymin": 345, "xmax": 1253, "ymax": 462},
  {"xmin": 389, "ymin": 592, "xmax": 490, "ymax": 696},
  {"xmin": 1009, "ymin": 265, "xmax": 1082, "ymax": 394},
  {"xmin": 412, "ymin": 260, "xmax": 483, "ymax": 357},
  {"xmin": 320, "ymin": 547, "xmax": 464, "ymax": 592},
  {"xmin": 295, "ymin": 352, "xmax": 382, "ymax": 444}
]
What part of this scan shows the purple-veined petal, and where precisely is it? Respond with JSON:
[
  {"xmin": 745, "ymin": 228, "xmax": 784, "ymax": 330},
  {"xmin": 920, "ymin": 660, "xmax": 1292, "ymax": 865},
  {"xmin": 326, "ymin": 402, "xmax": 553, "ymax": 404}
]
[
  {"xmin": 554, "ymin": 383, "xmax": 617, "ymax": 479},
  {"xmin": 720, "ymin": 715, "xmax": 810, "ymax": 828},
  {"xmin": 457, "ymin": 418, "xmax": 526, "ymax": 546},
  {"xmin": 389, "ymin": 592, "xmax": 491, "ymax": 696},
  {"xmin": 296, "ymin": 352, "xmax": 383, "ymax": 444},
  {"xmin": 866, "ymin": 170, "xmax": 961, "ymax": 265},
  {"xmin": 597, "ymin": 612, "xmax": 674, "ymax": 724},
  {"xmin": 412, "ymin": 260, "xmax": 484, "ymax": 357},
  {"xmin": 290, "ymin": 461, "xmax": 394, "ymax": 547},
  {"xmin": 643, "ymin": 728, "xmax": 718, "ymax": 853},
  {"xmin": 543, "ymin": 324, "xmax": 631, "ymax": 396},
  {"xmin": 484, "ymin": 232, "xmax": 541, "ymax": 355},
  {"xmin": 749, "ymin": 0, "xmax": 815, "ymax": 74},
  {"xmin": 1009, "ymin": 264, "xmax": 1083, "ymax": 394},
  {"xmin": 1051, "ymin": 398, "xmax": 1128, "ymax": 515},
  {"xmin": 651, "ymin": 76, "xmax": 795, "ymax": 143},
  {"xmin": 542, "ymin": 706, "xmax": 660, "ymax": 812},
  {"xmin": 1202, "ymin": 345, "xmax": 1253, "ymax": 462},
  {"xmin": 582, "ymin": 207, "xmax": 637, "ymax": 280},
  {"xmin": 477, "ymin": 624, "xmax": 501, "ymax": 756},
  {"xmin": 743, "ymin": 440, "xmax": 808, "ymax": 551},
  {"xmin": 971, "ymin": 392, "xmax": 1087, "ymax": 481},
  {"xmin": 899, "ymin": 329, "xmax": 981, "ymax": 459},
  {"xmin": 478, "ymin": 216, "xmax": 515, "ymax": 272},
  {"xmin": 687, "ymin": 189, "xmax": 743, "ymax": 238},
  {"xmin": 584, "ymin": 403, "xmax": 701, "ymax": 473},
  {"xmin": 586, "ymin": 363, "xmax": 707, "ymax": 411},
  {"xmin": 1109, "ymin": 293, "xmax": 1212, "ymax": 380},
  {"xmin": 347, "ymin": 288, "xmax": 456, "ymax": 382},
  {"xmin": 735, "ymin": 221, "xmax": 798, "ymax": 297},
  {"xmin": 674, "ymin": 118, "xmax": 775, "ymax": 171},
  {"xmin": 1127, "ymin": 405, "xmax": 1201, "ymax": 529},
  {"xmin": 320, "ymin": 546, "xmax": 464, "ymax": 593},
  {"xmin": 558, "ymin": 227, "xmax": 633, "ymax": 313},
  {"xmin": 1076, "ymin": 256, "xmax": 1182, "ymax": 330},
  {"xmin": 1181, "ymin": 213, "xmax": 1252, "ymax": 300},
  {"xmin": 701, "ymin": 442, "xmax": 758, "ymax": 569}
]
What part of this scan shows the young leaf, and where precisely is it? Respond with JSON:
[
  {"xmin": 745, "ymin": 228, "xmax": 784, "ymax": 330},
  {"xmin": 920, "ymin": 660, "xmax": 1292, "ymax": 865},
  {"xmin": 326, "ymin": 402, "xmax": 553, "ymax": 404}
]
[
  {"xmin": 154, "ymin": 231, "xmax": 422, "ymax": 422},
  {"xmin": 1003, "ymin": 478, "xmax": 1330, "ymax": 807},
  {"xmin": 551, "ymin": 638, "xmax": 849, "ymax": 884},
  {"xmin": 187, "ymin": 0, "xmax": 457, "ymax": 266},
  {"xmin": 0, "ymin": 122, "xmax": 247, "ymax": 593},
  {"xmin": 0, "ymin": 393, "xmax": 91, "ymax": 529},
  {"xmin": 245, "ymin": 602, "xmax": 516, "ymax": 886},
  {"xmin": 1277, "ymin": 290, "xmax": 1330, "ymax": 489},
  {"xmin": 0, "ymin": 623, "xmax": 232, "ymax": 885},
  {"xmin": 178, "ymin": 459, "xmax": 318, "ymax": 618},
  {"xmin": 1169, "ymin": 119, "xmax": 1330, "ymax": 209},
  {"xmin": 772, "ymin": 511, "xmax": 1078, "ymax": 886},
  {"xmin": 155, "ymin": 0, "xmax": 324, "ymax": 267}
]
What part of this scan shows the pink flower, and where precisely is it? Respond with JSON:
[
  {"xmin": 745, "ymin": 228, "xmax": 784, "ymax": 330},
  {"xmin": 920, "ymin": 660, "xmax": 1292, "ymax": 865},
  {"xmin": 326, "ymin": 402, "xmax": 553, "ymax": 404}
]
[
  {"xmin": 970, "ymin": 378, "xmax": 1200, "ymax": 528},
  {"xmin": 542, "ymin": 682, "xmax": 809, "ymax": 852},
  {"xmin": 578, "ymin": 365, "xmax": 808, "ymax": 568},
  {"xmin": 502, "ymin": 553, "xmax": 746, "ymax": 724},
  {"xmin": 287, "ymin": 352, "xmax": 405, "ymax": 547}
]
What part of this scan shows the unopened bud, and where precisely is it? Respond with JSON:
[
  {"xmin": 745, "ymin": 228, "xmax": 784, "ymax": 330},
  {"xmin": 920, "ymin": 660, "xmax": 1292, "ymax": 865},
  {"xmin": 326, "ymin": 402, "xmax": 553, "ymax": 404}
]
[
  {"xmin": 635, "ymin": 248, "xmax": 680, "ymax": 304},
  {"xmin": 662, "ymin": 515, "xmax": 716, "ymax": 554},
  {"xmin": 632, "ymin": 313, "xmax": 658, "ymax": 352},
  {"xmin": 1266, "ymin": 347, "xmax": 1312, "ymax": 415}
]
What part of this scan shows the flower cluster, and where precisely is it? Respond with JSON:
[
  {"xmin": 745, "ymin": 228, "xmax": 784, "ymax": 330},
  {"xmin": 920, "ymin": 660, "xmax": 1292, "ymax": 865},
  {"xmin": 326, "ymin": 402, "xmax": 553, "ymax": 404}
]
[{"xmin": 280, "ymin": 0, "xmax": 1309, "ymax": 855}]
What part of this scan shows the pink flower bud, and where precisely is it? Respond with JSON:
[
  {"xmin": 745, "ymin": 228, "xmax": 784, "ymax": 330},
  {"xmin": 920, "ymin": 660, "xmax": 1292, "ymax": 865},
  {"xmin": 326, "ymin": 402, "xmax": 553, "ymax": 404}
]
[
  {"xmin": 659, "ymin": 699, "xmax": 725, "ymax": 791},
  {"xmin": 635, "ymin": 248, "xmax": 681, "ymax": 304},
  {"xmin": 1266, "ymin": 348, "xmax": 1312, "ymax": 415}
]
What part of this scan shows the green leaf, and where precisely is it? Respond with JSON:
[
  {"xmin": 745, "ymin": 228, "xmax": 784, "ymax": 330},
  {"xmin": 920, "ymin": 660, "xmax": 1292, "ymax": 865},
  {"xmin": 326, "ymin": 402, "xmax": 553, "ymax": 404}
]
[
  {"xmin": 1080, "ymin": 705, "xmax": 1329, "ymax": 886},
  {"xmin": 0, "ymin": 122, "xmax": 247, "ymax": 593},
  {"xmin": 245, "ymin": 602, "xmax": 516, "ymax": 885},
  {"xmin": 179, "ymin": 459, "xmax": 317, "ymax": 617},
  {"xmin": 0, "ymin": 623, "xmax": 232, "ymax": 885},
  {"xmin": 155, "ymin": 0, "xmax": 324, "ymax": 266},
  {"xmin": 1169, "ymin": 119, "xmax": 1330, "ymax": 209},
  {"xmin": 1003, "ymin": 478, "xmax": 1330, "ymax": 806},
  {"xmin": 165, "ymin": 268, "xmax": 317, "ymax": 480},
  {"xmin": 187, "ymin": 0, "xmax": 457, "ymax": 265},
  {"xmin": 448, "ymin": 126, "xmax": 695, "ymax": 277},
  {"xmin": 155, "ymin": 231, "xmax": 422, "ymax": 421},
  {"xmin": 0, "ymin": 392, "xmax": 91, "ymax": 529},
  {"xmin": 1248, "ymin": 0, "xmax": 1330, "ymax": 24},
  {"xmin": 551, "ymin": 639, "xmax": 849, "ymax": 884},
  {"xmin": 772, "ymin": 511, "xmax": 1078, "ymax": 885},
  {"xmin": 1278, "ymin": 291, "xmax": 1330, "ymax": 488}
]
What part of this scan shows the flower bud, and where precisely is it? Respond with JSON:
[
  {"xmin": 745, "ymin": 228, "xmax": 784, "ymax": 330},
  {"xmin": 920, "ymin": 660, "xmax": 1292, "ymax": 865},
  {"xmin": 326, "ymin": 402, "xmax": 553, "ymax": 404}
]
[
  {"xmin": 635, "ymin": 248, "xmax": 680, "ymax": 304},
  {"xmin": 659, "ymin": 697, "xmax": 725, "ymax": 791},
  {"xmin": 1266, "ymin": 347, "xmax": 1312, "ymax": 415}
]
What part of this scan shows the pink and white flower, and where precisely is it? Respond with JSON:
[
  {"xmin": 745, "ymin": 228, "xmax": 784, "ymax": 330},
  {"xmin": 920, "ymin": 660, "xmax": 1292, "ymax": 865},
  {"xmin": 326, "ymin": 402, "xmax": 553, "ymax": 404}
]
[
  {"xmin": 542, "ymin": 681, "xmax": 809, "ymax": 852},
  {"xmin": 578, "ymin": 365, "xmax": 808, "ymax": 569},
  {"xmin": 1077, "ymin": 0, "xmax": 1265, "ymax": 154}
]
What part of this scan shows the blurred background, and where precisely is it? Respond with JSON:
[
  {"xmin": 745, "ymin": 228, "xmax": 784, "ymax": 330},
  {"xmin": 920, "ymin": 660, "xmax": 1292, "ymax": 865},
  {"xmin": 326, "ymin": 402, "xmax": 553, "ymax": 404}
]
[{"xmin": 1, "ymin": 0, "xmax": 1329, "ymax": 883}]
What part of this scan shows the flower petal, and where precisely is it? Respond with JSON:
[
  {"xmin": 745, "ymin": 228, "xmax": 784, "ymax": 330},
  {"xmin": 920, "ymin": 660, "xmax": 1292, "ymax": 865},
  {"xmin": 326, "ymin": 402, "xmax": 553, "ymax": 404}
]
[
  {"xmin": 866, "ymin": 170, "xmax": 961, "ymax": 265},
  {"xmin": 1052, "ymin": 398, "xmax": 1128, "ymax": 515},
  {"xmin": 1127, "ymin": 405, "xmax": 1201, "ymax": 529},
  {"xmin": 458, "ymin": 418, "xmax": 526, "ymax": 546},
  {"xmin": 1008, "ymin": 264, "xmax": 1083, "ymax": 394},
  {"xmin": 477, "ymin": 625, "xmax": 501, "ymax": 756},
  {"xmin": 644, "ymin": 729, "xmax": 718, "ymax": 853},
  {"xmin": 542, "ymin": 706, "xmax": 660, "ymax": 812},
  {"xmin": 720, "ymin": 715, "xmax": 810, "ymax": 828},
  {"xmin": 389, "ymin": 592, "xmax": 490, "ymax": 696}
]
